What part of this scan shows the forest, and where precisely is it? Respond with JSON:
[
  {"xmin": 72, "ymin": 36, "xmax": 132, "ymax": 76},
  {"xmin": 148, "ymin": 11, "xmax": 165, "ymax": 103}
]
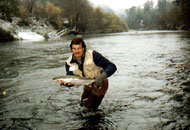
[
  {"xmin": 0, "ymin": 0, "xmax": 190, "ymax": 34},
  {"xmin": 0, "ymin": 0, "xmax": 128, "ymax": 34},
  {"xmin": 125, "ymin": 0, "xmax": 190, "ymax": 30}
]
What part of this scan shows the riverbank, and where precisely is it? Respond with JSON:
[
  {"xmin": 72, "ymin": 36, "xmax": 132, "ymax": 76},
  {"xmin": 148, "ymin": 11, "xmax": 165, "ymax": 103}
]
[{"xmin": 0, "ymin": 17, "xmax": 60, "ymax": 42}]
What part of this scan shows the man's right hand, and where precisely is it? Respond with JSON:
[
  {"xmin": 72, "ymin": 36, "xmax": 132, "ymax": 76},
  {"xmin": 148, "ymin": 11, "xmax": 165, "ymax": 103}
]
[{"xmin": 59, "ymin": 80, "xmax": 74, "ymax": 87}]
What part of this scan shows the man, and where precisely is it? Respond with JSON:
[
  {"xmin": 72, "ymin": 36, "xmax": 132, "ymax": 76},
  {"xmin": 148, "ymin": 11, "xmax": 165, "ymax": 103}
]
[{"xmin": 60, "ymin": 37, "xmax": 117, "ymax": 110}]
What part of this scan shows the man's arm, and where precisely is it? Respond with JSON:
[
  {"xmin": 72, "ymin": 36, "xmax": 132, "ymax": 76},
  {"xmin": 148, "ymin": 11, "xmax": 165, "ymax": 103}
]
[{"xmin": 93, "ymin": 50, "xmax": 117, "ymax": 77}]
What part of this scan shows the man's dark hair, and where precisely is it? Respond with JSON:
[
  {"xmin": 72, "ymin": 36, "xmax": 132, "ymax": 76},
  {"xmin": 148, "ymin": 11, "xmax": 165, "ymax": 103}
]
[{"xmin": 70, "ymin": 37, "xmax": 86, "ymax": 51}]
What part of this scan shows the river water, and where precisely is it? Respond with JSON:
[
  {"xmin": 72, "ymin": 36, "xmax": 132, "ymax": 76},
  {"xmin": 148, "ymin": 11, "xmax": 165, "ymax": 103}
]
[{"xmin": 0, "ymin": 31, "xmax": 190, "ymax": 130}]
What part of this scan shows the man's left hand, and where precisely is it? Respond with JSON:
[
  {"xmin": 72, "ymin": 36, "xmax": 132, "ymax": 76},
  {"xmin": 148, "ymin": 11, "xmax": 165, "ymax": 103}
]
[{"xmin": 94, "ymin": 72, "xmax": 107, "ymax": 87}]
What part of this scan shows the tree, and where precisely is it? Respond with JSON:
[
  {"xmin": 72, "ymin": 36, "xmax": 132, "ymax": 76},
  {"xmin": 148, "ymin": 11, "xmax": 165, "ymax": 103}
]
[
  {"xmin": 125, "ymin": 6, "xmax": 143, "ymax": 29},
  {"xmin": 21, "ymin": 0, "xmax": 37, "ymax": 15},
  {"xmin": 174, "ymin": 0, "xmax": 190, "ymax": 30},
  {"xmin": 91, "ymin": 8, "xmax": 106, "ymax": 32},
  {"xmin": 157, "ymin": 0, "xmax": 172, "ymax": 14},
  {"xmin": 33, "ymin": 1, "xmax": 46, "ymax": 19},
  {"xmin": 58, "ymin": 0, "xmax": 94, "ymax": 32},
  {"xmin": 104, "ymin": 12, "xmax": 128, "ymax": 32},
  {"xmin": 165, "ymin": 6, "xmax": 182, "ymax": 29},
  {"xmin": 156, "ymin": 0, "xmax": 182, "ymax": 30},
  {"xmin": 0, "ymin": 0, "xmax": 21, "ymax": 19},
  {"xmin": 74, "ymin": 0, "xmax": 93, "ymax": 32},
  {"xmin": 142, "ymin": 0, "xmax": 156, "ymax": 29},
  {"xmin": 45, "ymin": 2, "xmax": 62, "ymax": 29},
  {"xmin": 58, "ymin": 0, "xmax": 77, "ymax": 30}
]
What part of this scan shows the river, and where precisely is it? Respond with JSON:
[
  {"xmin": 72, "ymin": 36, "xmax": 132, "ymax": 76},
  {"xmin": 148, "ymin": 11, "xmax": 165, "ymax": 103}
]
[{"xmin": 0, "ymin": 31, "xmax": 190, "ymax": 130}]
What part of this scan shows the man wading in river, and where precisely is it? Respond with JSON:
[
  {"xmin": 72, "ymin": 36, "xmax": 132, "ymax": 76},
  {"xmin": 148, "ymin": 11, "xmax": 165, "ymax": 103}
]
[{"xmin": 59, "ymin": 37, "xmax": 117, "ymax": 110}]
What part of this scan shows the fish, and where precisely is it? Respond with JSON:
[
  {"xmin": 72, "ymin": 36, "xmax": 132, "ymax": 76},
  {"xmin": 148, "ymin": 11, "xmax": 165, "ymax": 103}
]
[{"xmin": 53, "ymin": 75, "xmax": 95, "ymax": 87}]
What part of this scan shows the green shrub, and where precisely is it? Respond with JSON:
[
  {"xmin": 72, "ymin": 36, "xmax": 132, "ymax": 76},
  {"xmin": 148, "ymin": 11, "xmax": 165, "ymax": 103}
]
[{"xmin": 43, "ymin": 32, "xmax": 49, "ymax": 39}]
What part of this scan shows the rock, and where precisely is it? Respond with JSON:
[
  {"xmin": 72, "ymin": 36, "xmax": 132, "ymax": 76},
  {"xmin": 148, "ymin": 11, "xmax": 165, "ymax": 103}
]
[
  {"xmin": 0, "ymin": 27, "xmax": 14, "ymax": 42},
  {"xmin": 183, "ymin": 86, "xmax": 190, "ymax": 92},
  {"xmin": 181, "ymin": 80, "xmax": 190, "ymax": 86},
  {"xmin": 169, "ymin": 93, "xmax": 184, "ymax": 102}
]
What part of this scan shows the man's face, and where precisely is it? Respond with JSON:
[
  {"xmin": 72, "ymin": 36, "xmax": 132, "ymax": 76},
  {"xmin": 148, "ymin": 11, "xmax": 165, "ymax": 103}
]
[{"xmin": 71, "ymin": 43, "xmax": 84, "ymax": 60}]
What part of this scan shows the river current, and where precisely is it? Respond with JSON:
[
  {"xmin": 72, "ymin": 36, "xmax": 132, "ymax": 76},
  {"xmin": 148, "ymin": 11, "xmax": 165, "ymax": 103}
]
[{"xmin": 0, "ymin": 31, "xmax": 190, "ymax": 130}]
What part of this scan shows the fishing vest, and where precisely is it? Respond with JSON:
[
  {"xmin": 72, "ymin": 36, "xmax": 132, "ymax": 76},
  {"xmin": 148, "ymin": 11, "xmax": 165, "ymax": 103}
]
[{"xmin": 66, "ymin": 50, "xmax": 102, "ymax": 79}]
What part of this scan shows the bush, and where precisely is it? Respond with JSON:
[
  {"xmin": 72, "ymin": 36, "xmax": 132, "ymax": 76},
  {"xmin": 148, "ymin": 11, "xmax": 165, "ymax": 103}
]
[
  {"xmin": 43, "ymin": 32, "xmax": 49, "ymax": 39},
  {"xmin": 17, "ymin": 17, "xmax": 31, "ymax": 26}
]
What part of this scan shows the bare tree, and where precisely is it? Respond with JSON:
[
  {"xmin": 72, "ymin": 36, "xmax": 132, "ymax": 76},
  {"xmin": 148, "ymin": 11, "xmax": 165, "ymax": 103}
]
[
  {"xmin": 21, "ymin": 0, "xmax": 37, "ymax": 15},
  {"xmin": 58, "ymin": 0, "xmax": 93, "ymax": 32}
]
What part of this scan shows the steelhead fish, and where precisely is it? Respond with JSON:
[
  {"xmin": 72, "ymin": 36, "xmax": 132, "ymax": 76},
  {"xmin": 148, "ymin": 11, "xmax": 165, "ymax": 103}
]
[{"xmin": 53, "ymin": 75, "xmax": 95, "ymax": 87}]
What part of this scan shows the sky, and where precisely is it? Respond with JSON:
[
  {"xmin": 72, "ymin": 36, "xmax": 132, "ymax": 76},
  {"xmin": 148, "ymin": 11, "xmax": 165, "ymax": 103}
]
[{"xmin": 89, "ymin": 0, "xmax": 158, "ymax": 10}]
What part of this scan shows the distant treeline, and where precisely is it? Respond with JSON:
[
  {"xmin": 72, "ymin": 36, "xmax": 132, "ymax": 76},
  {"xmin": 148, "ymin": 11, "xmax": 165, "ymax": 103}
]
[
  {"xmin": 0, "ymin": 0, "xmax": 128, "ymax": 33},
  {"xmin": 125, "ymin": 0, "xmax": 190, "ymax": 30},
  {"xmin": 0, "ymin": 0, "xmax": 189, "ymax": 32}
]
